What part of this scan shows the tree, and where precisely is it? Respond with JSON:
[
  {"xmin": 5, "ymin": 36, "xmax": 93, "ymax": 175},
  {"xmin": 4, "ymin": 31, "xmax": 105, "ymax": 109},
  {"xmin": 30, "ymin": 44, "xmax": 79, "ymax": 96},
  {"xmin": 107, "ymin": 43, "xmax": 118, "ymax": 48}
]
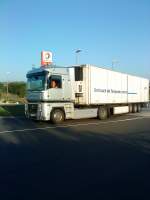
[{"xmin": 8, "ymin": 82, "xmax": 26, "ymax": 97}]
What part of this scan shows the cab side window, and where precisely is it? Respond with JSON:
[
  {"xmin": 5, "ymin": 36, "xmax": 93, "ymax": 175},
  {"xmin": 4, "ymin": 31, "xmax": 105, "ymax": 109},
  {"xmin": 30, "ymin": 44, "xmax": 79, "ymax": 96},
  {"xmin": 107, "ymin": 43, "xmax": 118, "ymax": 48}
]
[{"xmin": 49, "ymin": 75, "xmax": 62, "ymax": 89}]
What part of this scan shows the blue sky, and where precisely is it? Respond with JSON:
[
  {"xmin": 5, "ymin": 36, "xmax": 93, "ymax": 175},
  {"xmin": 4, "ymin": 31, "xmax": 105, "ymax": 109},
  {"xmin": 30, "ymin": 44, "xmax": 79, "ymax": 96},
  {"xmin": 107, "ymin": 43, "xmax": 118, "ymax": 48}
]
[{"xmin": 0, "ymin": 0, "xmax": 150, "ymax": 81}]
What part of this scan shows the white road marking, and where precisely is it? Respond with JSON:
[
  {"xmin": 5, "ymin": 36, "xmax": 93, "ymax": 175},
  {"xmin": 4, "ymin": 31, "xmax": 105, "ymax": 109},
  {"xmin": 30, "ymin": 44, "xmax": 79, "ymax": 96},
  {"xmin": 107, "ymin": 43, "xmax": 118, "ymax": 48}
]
[{"xmin": 0, "ymin": 116, "xmax": 148, "ymax": 135}]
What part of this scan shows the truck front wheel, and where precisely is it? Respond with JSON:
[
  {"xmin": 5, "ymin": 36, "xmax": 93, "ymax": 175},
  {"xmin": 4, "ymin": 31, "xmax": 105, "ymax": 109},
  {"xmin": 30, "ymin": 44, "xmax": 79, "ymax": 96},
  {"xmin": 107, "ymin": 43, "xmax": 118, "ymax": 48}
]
[
  {"xmin": 51, "ymin": 109, "xmax": 65, "ymax": 124},
  {"xmin": 98, "ymin": 106, "xmax": 108, "ymax": 120}
]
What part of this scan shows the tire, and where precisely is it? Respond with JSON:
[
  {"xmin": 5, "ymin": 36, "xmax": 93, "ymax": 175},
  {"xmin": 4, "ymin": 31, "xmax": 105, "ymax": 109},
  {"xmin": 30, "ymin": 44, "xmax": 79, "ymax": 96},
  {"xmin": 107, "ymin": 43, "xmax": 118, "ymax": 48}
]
[
  {"xmin": 129, "ymin": 104, "xmax": 133, "ymax": 113},
  {"xmin": 132, "ymin": 104, "xmax": 137, "ymax": 113},
  {"xmin": 137, "ymin": 104, "xmax": 141, "ymax": 112},
  {"xmin": 107, "ymin": 107, "xmax": 111, "ymax": 117},
  {"xmin": 51, "ymin": 109, "xmax": 65, "ymax": 124},
  {"xmin": 98, "ymin": 106, "xmax": 108, "ymax": 120}
]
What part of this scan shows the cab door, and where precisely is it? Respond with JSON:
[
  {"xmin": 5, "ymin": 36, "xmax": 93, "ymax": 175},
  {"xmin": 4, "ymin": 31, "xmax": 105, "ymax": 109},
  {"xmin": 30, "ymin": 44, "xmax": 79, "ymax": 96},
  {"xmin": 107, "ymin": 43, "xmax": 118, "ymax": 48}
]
[
  {"xmin": 48, "ymin": 75, "xmax": 63, "ymax": 101},
  {"xmin": 62, "ymin": 75, "xmax": 73, "ymax": 101}
]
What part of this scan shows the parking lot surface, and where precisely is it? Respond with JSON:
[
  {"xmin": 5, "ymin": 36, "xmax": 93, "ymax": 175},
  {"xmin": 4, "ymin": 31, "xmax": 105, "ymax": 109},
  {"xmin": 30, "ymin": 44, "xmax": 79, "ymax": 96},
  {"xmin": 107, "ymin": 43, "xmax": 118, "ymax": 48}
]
[{"xmin": 0, "ymin": 109, "xmax": 150, "ymax": 200}]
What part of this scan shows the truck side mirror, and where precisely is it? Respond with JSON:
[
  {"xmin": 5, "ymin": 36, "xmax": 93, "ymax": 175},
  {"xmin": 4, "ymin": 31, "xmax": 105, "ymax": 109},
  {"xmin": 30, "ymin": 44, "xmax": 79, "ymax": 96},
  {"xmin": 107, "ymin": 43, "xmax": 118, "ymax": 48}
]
[{"xmin": 47, "ymin": 78, "xmax": 51, "ymax": 89}]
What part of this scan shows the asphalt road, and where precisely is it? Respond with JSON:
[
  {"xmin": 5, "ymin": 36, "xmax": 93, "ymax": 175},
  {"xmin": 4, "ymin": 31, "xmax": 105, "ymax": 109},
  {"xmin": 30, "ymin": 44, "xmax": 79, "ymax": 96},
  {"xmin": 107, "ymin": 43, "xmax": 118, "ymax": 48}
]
[{"xmin": 0, "ymin": 109, "xmax": 150, "ymax": 200}]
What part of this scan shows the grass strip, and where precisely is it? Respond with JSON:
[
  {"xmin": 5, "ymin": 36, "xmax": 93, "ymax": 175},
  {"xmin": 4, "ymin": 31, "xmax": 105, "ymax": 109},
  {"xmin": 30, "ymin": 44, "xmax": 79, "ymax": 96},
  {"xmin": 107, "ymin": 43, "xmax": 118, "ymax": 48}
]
[
  {"xmin": 0, "ymin": 105, "xmax": 25, "ymax": 116},
  {"xmin": 0, "ymin": 106, "xmax": 11, "ymax": 116}
]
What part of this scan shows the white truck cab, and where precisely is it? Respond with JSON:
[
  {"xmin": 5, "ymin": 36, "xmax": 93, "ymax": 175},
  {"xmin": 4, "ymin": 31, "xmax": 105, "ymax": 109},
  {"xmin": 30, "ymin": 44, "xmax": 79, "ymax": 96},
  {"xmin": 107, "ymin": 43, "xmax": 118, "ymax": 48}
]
[{"xmin": 26, "ymin": 66, "xmax": 76, "ymax": 123}]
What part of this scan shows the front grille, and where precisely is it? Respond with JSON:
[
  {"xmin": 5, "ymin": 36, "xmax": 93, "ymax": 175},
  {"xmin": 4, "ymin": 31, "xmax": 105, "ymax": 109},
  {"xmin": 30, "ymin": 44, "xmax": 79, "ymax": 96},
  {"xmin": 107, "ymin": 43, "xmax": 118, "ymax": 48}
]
[{"xmin": 28, "ymin": 104, "xmax": 38, "ymax": 114}]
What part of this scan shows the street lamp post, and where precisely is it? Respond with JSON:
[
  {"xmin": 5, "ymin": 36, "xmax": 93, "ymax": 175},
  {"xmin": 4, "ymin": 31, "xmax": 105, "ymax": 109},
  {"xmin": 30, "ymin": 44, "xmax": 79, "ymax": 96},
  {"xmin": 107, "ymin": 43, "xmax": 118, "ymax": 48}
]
[{"xmin": 75, "ymin": 49, "xmax": 82, "ymax": 65}]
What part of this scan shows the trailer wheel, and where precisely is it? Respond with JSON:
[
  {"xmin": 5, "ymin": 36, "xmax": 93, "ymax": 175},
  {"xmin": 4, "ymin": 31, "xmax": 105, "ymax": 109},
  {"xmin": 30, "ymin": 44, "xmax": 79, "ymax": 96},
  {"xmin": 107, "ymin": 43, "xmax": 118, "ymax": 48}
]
[
  {"xmin": 132, "ymin": 104, "xmax": 137, "ymax": 113},
  {"xmin": 129, "ymin": 104, "xmax": 133, "ymax": 113},
  {"xmin": 137, "ymin": 104, "xmax": 141, "ymax": 112},
  {"xmin": 51, "ymin": 109, "xmax": 65, "ymax": 124},
  {"xmin": 98, "ymin": 106, "xmax": 108, "ymax": 120}
]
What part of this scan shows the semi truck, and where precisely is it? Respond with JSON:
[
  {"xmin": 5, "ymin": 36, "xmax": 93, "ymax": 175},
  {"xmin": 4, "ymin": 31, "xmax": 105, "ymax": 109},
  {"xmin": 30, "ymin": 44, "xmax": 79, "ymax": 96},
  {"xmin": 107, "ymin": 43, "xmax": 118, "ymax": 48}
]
[{"xmin": 25, "ymin": 64, "xmax": 149, "ymax": 123}]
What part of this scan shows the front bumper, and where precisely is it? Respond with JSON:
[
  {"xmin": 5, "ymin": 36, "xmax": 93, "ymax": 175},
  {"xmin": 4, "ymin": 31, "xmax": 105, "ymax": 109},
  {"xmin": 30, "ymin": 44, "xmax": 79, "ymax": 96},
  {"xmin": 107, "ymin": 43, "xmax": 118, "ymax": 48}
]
[{"xmin": 25, "ymin": 103, "xmax": 49, "ymax": 121}]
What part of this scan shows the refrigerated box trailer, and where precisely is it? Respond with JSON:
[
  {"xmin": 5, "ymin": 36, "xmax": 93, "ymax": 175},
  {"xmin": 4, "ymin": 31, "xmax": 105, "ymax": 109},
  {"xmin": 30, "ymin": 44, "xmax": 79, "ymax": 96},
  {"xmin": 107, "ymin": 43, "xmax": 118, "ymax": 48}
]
[
  {"xmin": 25, "ymin": 64, "xmax": 149, "ymax": 123},
  {"xmin": 71, "ymin": 65, "xmax": 148, "ymax": 105}
]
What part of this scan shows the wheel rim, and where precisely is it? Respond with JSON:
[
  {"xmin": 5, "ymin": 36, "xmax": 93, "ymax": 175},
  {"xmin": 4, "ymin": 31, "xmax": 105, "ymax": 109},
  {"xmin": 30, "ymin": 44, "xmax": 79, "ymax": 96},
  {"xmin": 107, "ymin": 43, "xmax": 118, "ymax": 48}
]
[
  {"xmin": 98, "ymin": 107, "xmax": 107, "ymax": 119},
  {"xmin": 101, "ymin": 109, "xmax": 106, "ymax": 117},
  {"xmin": 54, "ymin": 111, "xmax": 63, "ymax": 122}
]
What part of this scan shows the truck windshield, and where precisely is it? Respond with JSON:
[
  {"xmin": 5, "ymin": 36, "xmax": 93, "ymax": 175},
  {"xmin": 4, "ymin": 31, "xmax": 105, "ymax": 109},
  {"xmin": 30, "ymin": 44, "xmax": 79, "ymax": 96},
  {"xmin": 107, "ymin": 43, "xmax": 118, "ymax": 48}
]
[{"xmin": 27, "ymin": 74, "xmax": 46, "ymax": 91}]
